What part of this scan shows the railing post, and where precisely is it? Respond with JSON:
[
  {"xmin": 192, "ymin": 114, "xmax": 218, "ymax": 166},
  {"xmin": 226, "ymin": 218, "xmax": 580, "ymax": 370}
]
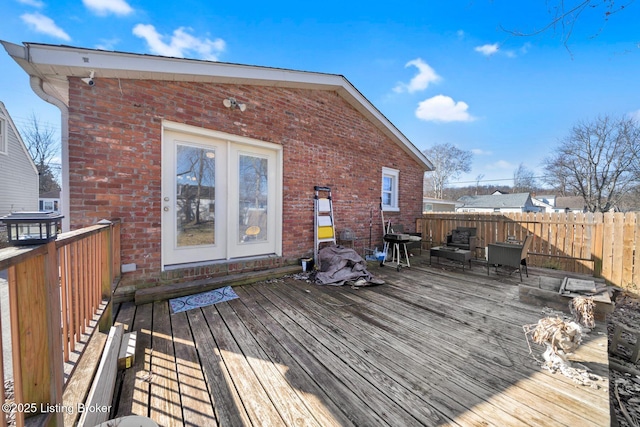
[
  {"xmin": 98, "ymin": 220, "xmax": 114, "ymax": 333},
  {"xmin": 8, "ymin": 241, "xmax": 63, "ymax": 426}
]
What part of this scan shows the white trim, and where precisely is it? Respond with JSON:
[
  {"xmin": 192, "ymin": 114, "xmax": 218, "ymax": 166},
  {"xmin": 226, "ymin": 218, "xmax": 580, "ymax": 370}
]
[
  {"xmin": 381, "ymin": 167, "xmax": 400, "ymax": 212},
  {"xmin": 2, "ymin": 41, "xmax": 433, "ymax": 171},
  {"xmin": 0, "ymin": 116, "xmax": 6, "ymax": 155},
  {"xmin": 163, "ymin": 121, "xmax": 283, "ymax": 152},
  {"xmin": 161, "ymin": 121, "xmax": 283, "ymax": 269}
]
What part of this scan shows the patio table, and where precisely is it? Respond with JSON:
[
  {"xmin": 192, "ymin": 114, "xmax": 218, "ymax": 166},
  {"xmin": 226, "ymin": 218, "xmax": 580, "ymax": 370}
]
[{"xmin": 429, "ymin": 246, "xmax": 472, "ymax": 270}]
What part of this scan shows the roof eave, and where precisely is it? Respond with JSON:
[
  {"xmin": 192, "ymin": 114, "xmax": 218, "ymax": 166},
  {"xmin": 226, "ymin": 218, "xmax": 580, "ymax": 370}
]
[{"xmin": 2, "ymin": 41, "xmax": 433, "ymax": 171}]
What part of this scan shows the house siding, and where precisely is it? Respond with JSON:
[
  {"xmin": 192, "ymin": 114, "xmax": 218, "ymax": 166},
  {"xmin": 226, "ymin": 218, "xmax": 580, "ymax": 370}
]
[
  {"xmin": 0, "ymin": 105, "xmax": 38, "ymax": 217},
  {"xmin": 67, "ymin": 78, "xmax": 424, "ymax": 287}
]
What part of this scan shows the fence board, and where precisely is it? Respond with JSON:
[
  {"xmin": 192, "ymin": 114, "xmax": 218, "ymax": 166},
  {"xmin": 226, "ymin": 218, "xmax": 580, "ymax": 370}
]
[
  {"xmin": 418, "ymin": 211, "xmax": 639, "ymax": 290},
  {"xmin": 60, "ymin": 246, "xmax": 70, "ymax": 362},
  {"xmin": 629, "ymin": 216, "xmax": 640, "ymax": 291},
  {"xmin": 622, "ymin": 212, "xmax": 636, "ymax": 289},
  {"xmin": 602, "ymin": 214, "xmax": 614, "ymax": 284}
]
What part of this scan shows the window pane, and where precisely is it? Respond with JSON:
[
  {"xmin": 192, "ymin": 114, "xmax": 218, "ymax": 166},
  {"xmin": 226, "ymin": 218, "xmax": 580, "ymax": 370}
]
[
  {"xmin": 175, "ymin": 144, "xmax": 216, "ymax": 247},
  {"xmin": 382, "ymin": 192, "xmax": 392, "ymax": 206},
  {"xmin": 383, "ymin": 176, "xmax": 393, "ymax": 192},
  {"xmin": 239, "ymin": 154, "xmax": 268, "ymax": 243}
]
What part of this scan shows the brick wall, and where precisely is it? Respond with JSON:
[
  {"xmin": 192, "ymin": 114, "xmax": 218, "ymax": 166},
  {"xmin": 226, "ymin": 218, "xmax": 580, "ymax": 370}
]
[{"xmin": 68, "ymin": 78, "xmax": 425, "ymax": 288}]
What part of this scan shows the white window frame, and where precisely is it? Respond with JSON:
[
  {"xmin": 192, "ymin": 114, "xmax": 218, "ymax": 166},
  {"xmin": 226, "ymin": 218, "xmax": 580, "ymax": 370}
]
[
  {"xmin": 381, "ymin": 167, "xmax": 399, "ymax": 212},
  {"xmin": 0, "ymin": 117, "xmax": 7, "ymax": 155}
]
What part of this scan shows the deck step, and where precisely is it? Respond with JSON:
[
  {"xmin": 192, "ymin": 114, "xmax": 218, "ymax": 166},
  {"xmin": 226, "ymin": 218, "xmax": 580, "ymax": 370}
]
[{"xmin": 134, "ymin": 265, "xmax": 302, "ymax": 305}]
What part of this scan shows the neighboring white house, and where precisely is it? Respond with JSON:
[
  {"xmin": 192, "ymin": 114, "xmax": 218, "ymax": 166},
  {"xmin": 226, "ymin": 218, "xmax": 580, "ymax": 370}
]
[
  {"xmin": 534, "ymin": 194, "xmax": 557, "ymax": 207},
  {"xmin": 555, "ymin": 196, "xmax": 588, "ymax": 213},
  {"xmin": 422, "ymin": 197, "xmax": 457, "ymax": 213},
  {"xmin": 39, "ymin": 190, "xmax": 61, "ymax": 213},
  {"xmin": 531, "ymin": 194, "xmax": 556, "ymax": 213},
  {"xmin": 0, "ymin": 101, "xmax": 39, "ymax": 217},
  {"xmin": 456, "ymin": 192, "xmax": 541, "ymax": 213}
]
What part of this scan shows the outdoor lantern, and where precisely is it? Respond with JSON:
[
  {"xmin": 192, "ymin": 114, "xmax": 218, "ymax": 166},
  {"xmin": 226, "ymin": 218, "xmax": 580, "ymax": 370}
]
[{"xmin": 0, "ymin": 211, "xmax": 64, "ymax": 246}]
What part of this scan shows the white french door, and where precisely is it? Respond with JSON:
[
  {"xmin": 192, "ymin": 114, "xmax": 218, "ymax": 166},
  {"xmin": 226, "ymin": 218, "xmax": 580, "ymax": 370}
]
[
  {"xmin": 228, "ymin": 145, "xmax": 278, "ymax": 259},
  {"xmin": 161, "ymin": 125, "xmax": 281, "ymax": 268}
]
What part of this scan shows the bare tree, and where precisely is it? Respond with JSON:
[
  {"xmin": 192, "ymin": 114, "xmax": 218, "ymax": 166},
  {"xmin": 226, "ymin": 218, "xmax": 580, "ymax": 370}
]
[
  {"xmin": 423, "ymin": 143, "xmax": 472, "ymax": 199},
  {"xmin": 543, "ymin": 115, "xmax": 640, "ymax": 212},
  {"xmin": 501, "ymin": 0, "xmax": 636, "ymax": 55},
  {"xmin": 513, "ymin": 163, "xmax": 537, "ymax": 193},
  {"xmin": 22, "ymin": 113, "xmax": 61, "ymax": 194},
  {"xmin": 475, "ymin": 174, "xmax": 485, "ymax": 195}
]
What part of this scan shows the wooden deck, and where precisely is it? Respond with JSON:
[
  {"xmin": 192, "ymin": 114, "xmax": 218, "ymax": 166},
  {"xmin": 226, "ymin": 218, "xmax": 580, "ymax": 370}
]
[{"xmin": 110, "ymin": 257, "xmax": 610, "ymax": 426}]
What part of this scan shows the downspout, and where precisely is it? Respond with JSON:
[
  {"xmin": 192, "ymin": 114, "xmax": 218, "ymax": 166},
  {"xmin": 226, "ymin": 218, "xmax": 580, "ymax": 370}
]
[{"xmin": 29, "ymin": 75, "xmax": 71, "ymax": 232}]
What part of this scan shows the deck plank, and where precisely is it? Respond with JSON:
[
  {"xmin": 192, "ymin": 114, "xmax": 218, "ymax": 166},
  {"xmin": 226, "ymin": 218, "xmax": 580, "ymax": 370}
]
[
  {"xmin": 215, "ymin": 301, "xmax": 322, "ymax": 426},
  {"xmin": 263, "ymin": 281, "xmax": 535, "ymax": 426},
  {"xmin": 380, "ymin": 266, "xmax": 610, "ymax": 377},
  {"xmin": 254, "ymin": 284, "xmax": 448, "ymax": 426},
  {"xmin": 247, "ymin": 285, "xmax": 424, "ymax": 426},
  {"xmin": 112, "ymin": 258, "xmax": 610, "ymax": 427},
  {"xmin": 149, "ymin": 301, "xmax": 183, "ymax": 426},
  {"xmin": 187, "ymin": 308, "xmax": 252, "ymax": 426},
  {"xmin": 199, "ymin": 304, "xmax": 286, "ymax": 426},
  {"xmin": 227, "ymin": 289, "xmax": 357, "ymax": 427},
  {"xmin": 115, "ymin": 301, "xmax": 152, "ymax": 419},
  {"xmin": 300, "ymin": 281, "xmax": 608, "ymax": 426},
  {"xmin": 170, "ymin": 311, "xmax": 218, "ymax": 426},
  {"xmin": 233, "ymin": 286, "xmax": 388, "ymax": 427}
]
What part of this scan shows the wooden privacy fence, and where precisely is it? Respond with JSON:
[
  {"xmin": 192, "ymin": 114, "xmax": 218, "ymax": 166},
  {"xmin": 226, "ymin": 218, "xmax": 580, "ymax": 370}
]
[
  {"xmin": 0, "ymin": 219, "xmax": 121, "ymax": 427},
  {"xmin": 416, "ymin": 212, "xmax": 640, "ymax": 291}
]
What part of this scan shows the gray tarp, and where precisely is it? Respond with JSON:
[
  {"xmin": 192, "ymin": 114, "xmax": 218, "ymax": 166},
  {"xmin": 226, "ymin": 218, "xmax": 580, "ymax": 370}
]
[{"xmin": 313, "ymin": 245, "xmax": 384, "ymax": 286}]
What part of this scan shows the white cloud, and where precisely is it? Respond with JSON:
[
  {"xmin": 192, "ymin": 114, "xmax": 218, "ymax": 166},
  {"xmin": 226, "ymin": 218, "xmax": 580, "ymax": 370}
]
[
  {"xmin": 393, "ymin": 58, "xmax": 441, "ymax": 93},
  {"xmin": 83, "ymin": 0, "xmax": 133, "ymax": 16},
  {"xmin": 487, "ymin": 160, "xmax": 514, "ymax": 170},
  {"xmin": 21, "ymin": 12, "xmax": 71, "ymax": 41},
  {"xmin": 415, "ymin": 95, "xmax": 475, "ymax": 123},
  {"xmin": 18, "ymin": 0, "xmax": 45, "ymax": 7},
  {"xmin": 475, "ymin": 43, "xmax": 499, "ymax": 57},
  {"xmin": 471, "ymin": 148, "xmax": 492, "ymax": 156},
  {"xmin": 476, "ymin": 42, "xmax": 530, "ymax": 58},
  {"xmin": 133, "ymin": 24, "xmax": 226, "ymax": 61},
  {"xmin": 456, "ymin": 30, "xmax": 465, "ymax": 40},
  {"xmin": 629, "ymin": 109, "xmax": 640, "ymax": 123},
  {"xmin": 520, "ymin": 42, "xmax": 532, "ymax": 55}
]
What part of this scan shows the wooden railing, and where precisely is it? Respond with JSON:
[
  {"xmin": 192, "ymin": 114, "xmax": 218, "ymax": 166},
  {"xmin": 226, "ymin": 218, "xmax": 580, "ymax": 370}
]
[
  {"xmin": 417, "ymin": 212, "xmax": 640, "ymax": 292},
  {"xmin": 0, "ymin": 219, "xmax": 121, "ymax": 426}
]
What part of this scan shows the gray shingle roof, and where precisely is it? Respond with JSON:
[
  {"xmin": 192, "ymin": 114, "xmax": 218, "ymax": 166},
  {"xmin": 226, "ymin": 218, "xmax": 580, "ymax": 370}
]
[{"xmin": 458, "ymin": 193, "xmax": 533, "ymax": 208}]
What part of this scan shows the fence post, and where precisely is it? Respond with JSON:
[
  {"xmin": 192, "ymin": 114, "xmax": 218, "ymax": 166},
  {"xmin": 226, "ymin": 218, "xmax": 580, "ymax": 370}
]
[{"xmin": 8, "ymin": 241, "xmax": 64, "ymax": 426}]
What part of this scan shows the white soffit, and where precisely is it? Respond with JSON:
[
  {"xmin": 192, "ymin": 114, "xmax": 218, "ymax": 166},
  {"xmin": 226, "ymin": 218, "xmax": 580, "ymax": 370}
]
[{"xmin": 1, "ymin": 41, "xmax": 432, "ymax": 170}]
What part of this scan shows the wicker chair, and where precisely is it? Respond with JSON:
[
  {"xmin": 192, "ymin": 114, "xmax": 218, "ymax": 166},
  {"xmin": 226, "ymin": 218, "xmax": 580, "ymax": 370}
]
[
  {"xmin": 446, "ymin": 227, "xmax": 477, "ymax": 252},
  {"xmin": 487, "ymin": 235, "xmax": 533, "ymax": 281}
]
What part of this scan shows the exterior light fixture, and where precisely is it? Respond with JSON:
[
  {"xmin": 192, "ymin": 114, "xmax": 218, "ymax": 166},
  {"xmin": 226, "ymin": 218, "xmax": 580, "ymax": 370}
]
[
  {"xmin": 223, "ymin": 97, "xmax": 246, "ymax": 112},
  {"xmin": 0, "ymin": 211, "xmax": 64, "ymax": 246}
]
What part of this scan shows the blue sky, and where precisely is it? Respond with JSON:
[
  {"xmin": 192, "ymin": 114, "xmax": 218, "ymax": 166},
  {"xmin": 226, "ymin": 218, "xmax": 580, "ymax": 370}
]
[{"xmin": 2, "ymin": 0, "xmax": 639, "ymax": 188}]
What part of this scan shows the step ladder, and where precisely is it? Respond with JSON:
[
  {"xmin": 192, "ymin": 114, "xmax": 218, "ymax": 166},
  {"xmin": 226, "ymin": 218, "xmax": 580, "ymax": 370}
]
[{"xmin": 314, "ymin": 186, "xmax": 336, "ymax": 265}]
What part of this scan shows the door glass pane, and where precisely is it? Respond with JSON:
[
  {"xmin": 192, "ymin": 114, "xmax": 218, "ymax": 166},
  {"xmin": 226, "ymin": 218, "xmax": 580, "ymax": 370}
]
[
  {"xmin": 176, "ymin": 144, "xmax": 216, "ymax": 247},
  {"xmin": 238, "ymin": 154, "xmax": 268, "ymax": 243}
]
